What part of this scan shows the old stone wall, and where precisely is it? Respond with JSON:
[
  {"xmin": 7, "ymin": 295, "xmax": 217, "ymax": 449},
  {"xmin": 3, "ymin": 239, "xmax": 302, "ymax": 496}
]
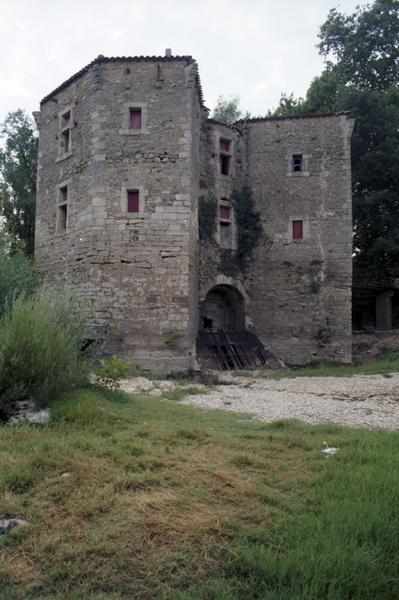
[{"xmin": 35, "ymin": 57, "xmax": 201, "ymax": 371}]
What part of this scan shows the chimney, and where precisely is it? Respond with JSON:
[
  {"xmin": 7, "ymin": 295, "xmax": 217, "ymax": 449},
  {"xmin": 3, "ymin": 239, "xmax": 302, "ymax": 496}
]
[{"xmin": 165, "ymin": 48, "xmax": 172, "ymax": 57}]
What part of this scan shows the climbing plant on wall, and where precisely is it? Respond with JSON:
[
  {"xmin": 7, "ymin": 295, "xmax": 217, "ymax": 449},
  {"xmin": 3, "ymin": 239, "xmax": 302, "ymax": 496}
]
[
  {"xmin": 198, "ymin": 194, "xmax": 217, "ymax": 242},
  {"xmin": 219, "ymin": 184, "xmax": 262, "ymax": 276}
]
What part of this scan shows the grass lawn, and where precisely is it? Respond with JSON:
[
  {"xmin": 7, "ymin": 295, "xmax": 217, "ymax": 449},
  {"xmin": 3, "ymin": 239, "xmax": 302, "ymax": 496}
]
[
  {"xmin": 1, "ymin": 385, "xmax": 399, "ymax": 599},
  {"xmin": 235, "ymin": 351, "xmax": 399, "ymax": 378}
]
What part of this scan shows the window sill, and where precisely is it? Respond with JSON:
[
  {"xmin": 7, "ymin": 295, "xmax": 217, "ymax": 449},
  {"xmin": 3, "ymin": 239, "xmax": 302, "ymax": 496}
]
[
  {"xmin": 56, "ymin": 151, "xmax": 73, "ymax": 163},
  {"xmin": 287, "ymin": 171, "xmax": 310, "ymax": 177},
  {"xmin": 119, "ymin": 129, "xmax": 149, "ymax": 135},
  {"xmin": 127, "ymin": 212, "xmax": 145, "ymax": 219}
]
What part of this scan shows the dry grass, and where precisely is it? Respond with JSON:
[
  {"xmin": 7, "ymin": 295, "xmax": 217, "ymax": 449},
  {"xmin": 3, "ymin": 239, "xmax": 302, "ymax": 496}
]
[{"xmin": 1, "ymin": 387, "xmax": 399, "ymax": 599}]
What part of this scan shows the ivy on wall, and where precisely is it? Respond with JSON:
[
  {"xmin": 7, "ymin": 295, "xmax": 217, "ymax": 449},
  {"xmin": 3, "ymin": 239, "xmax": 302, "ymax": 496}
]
[
  {"xmin": 198, "ymin": 194, "xmax": 217, "ymax": 242},
  {"xmin": 220, "ymin": 184, "xmax": 262, "ymax": 276}
]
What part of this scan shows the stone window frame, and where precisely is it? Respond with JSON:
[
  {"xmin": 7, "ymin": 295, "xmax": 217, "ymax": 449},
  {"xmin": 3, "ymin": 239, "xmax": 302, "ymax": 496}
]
[
  {"xmin": 121, "ymin": 183, "xmax": 146, "ymax": 218},
  {"xmin": 219, "ymin": 136, "xmax": 233, "ymax": 177},
  {"xmin": 217, "ymin": 198, "xmax": 237, "ymax": 249},
  {"xmin": 287, "ymin": 215, "xmax": 308, "ymax": 242},
  {"xmin": 119, "ymin": 102, "xmax": 149, "ymax": 135},
  {"xmin": 56, "ymin": 105, "xmax": 73, "ymax": 163},
  {"xmin": 286, "ymin": 152, "xmax": 311, "ymax": 177},
  {"xmin": 56, "ymin": 179, "xmax": 71, "ymax": 233}
]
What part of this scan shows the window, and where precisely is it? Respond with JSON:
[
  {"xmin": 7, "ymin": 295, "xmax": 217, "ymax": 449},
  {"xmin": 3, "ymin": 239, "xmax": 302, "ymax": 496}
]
[
  {"xmin": 292, "ymin": 154, "xmax": 303, "ymax": 172},
  {"xmin": 62, "ymin": 130, "xmax": 70, "ymax": 153},
  {"xmin": 127, "ymin": 190, "xmax": 140, "ymax": 213},
  {"xmin": 220, "ymin": 205, "xmax": 231, "ymax": 221},
  {"xmin": 219, "ymin": 138, "xmax": 231, "ymax": 176},
  {"xmin": 57, "ymin": 185, "xmax": 68, "ymax": 232},
  {"xmin": 220, "ymin": 154, "xmax": 230, "ymax": 176},
  {"xmin": 292, "ymin": 220, "xmax": 303, "ymax": 240},
  {"xmin": 219, "ymin": 201, "xmax": 234, "ymax": 248},
  {"xmin": 57, "ymin": 108, "xmax": 72, "ymax": 160},
  {"xmin": 129, "ymin": 108, "xmax": 142, "ymax": 130}
]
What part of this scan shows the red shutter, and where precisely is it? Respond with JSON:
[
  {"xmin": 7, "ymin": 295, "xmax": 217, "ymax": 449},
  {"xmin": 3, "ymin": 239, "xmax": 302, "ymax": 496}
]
[
  {"xmin": 130, "ymin": 109, "xmax": 142, "ymax": 129},
  {"xmin": 292, "ymin": 220, "xmax": 303, "ymax": 240},
  {"xmin": 220, "ymin": 139, "xmax": 230, "ymax": 152},
  {"xmin": 127, "ymin": 191, "xmax": 139, "ymax": 213},
  {"xmin": 220, "ymin": 206, "xmax": 231, "ymax": 220}
]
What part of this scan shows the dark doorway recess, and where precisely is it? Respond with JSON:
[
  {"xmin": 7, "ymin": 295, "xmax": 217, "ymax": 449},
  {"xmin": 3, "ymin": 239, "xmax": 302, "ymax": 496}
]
[{"xmin": 197, "ymin": 285, "xmax": 280, "ymax": 370}]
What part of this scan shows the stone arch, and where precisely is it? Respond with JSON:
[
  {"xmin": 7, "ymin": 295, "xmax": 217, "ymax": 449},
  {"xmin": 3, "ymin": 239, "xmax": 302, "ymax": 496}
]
[{"xmin": 200, "ymin": 284, "xmax": 245, "ymax": 332}]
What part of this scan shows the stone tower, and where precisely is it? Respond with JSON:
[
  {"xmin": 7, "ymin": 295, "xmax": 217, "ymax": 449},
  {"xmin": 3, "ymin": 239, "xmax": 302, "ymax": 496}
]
[{"xmin": 35, "ymin": 54, "xmax": 353, "ymax": 370}]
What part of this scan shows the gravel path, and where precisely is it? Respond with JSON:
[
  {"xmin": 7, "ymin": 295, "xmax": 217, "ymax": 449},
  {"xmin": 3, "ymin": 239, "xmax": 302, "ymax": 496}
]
[{"xmin": 181, "ymin": 373, "xmax": 399, "ymax": 430}]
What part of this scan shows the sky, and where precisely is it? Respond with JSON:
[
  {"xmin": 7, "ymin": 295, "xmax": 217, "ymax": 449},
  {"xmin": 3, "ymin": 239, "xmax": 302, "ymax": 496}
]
[{"xmin": 0, "ymin": 0, "xmax": 361, "ymax": 124}]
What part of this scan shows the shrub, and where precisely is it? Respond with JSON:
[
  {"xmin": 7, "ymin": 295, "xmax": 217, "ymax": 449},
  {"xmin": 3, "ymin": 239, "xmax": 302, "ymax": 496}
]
[
  {"xmin": 0, "ymin": 289, "xmax": 90, "ymax": 416},
  {"xmin": 0, "ymin": 244, "xmax": 38, "ymax": 318},
  {"xmin": 95, "ymin": 355, "xmax": 135, "ymax": 390}
]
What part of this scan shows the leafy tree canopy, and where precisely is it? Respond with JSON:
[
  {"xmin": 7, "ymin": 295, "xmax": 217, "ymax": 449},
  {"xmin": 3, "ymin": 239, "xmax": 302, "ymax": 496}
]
[
  {"xmin": 212, "ymin": 95, "xmax": 250, "ymax": 125},
  {"xmin": 0, "ymin": 109, "xmax": 38, "ymax": 255}
]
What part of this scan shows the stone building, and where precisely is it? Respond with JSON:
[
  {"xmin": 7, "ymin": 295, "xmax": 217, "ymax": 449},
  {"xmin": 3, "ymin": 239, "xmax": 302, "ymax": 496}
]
[{"xmin": 34, "ymin": 53, "xmax": 354, "ymax": 371}]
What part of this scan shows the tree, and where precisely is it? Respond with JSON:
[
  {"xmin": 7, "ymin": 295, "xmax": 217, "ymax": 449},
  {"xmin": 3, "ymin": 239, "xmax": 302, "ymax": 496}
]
[
  {"xmin": 212, "ymin": 95, "xmax": 250, "ymax": 125},
  {"xmin": 273, "ymin": 0, "xmax": 399, "ymax": 282},
  {"xmin": 0, "ymin": 109, "xmax": 38, "ymax": 255},
  {"xmin": 318, "ymin": 0, "xmax": 399, "ymax": 91}
]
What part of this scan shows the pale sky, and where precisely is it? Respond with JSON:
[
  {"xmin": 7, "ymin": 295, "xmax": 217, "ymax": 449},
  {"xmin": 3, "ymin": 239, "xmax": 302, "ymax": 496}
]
[{"xmin": 0, "ymin": 0, "xmax": 361, "ymax": 123}]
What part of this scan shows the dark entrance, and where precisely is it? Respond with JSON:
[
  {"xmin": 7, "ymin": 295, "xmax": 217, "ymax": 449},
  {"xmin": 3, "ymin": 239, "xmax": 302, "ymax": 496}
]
[{"xmin": 197, "ymin": 285, "xmax": 279, "ymax": 370}]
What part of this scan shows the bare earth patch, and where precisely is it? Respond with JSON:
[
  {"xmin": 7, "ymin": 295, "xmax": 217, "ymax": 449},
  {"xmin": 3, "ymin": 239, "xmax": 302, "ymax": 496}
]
[{"xmin": 179, "ymin": 373, "xmax": 399, "ymax": 430}]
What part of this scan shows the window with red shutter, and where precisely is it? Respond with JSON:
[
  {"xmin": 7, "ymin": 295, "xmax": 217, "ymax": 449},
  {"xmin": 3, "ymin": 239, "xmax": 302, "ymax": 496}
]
[
  {"xmin": 220, "ymin": 206, "xmax": 231, "ymax": 220},
  {"xmin": 127, "ymin": 190, "xmax": 140, "ymax": 213},
  {"xmin": 129, "ymin": 109, "xmax": 142, "ymax": 130},
  {"xmin": 220, "ymin": 139, "xmax": 230, "ymax": 153},
  {"xmin": 292, "ymin": 220, "xmax": 303, "ymax": 240}
]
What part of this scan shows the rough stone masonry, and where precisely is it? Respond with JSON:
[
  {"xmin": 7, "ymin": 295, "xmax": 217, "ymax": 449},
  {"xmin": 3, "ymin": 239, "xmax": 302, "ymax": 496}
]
[{"xmin": 34, "ymin": 53, "xmax": 353, "ymax": 371}]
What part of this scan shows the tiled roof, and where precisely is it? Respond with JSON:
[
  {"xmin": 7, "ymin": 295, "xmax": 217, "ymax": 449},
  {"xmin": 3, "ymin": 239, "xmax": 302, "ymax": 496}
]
[
  {"xmin": 40, "ymin": 54, "xmax": 204, "ymax": 106},
  {"xmin": 234, "ymin": 111, "xmax": 351, "ymax": 125}
]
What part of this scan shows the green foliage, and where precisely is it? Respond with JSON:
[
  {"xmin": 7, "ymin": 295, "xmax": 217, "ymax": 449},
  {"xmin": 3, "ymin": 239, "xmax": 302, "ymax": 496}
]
[
  {"xmin": 212, "ymin": 95, "xmax": 250, "ymax": 125},
  {"xmin": 95, "ymin": 356, "xmax": 135, "ymax": 390},
  {"xmin": 198, "ymin": 194, "xmax": 217, "ymax": 241},
  {"xmin": 233, "ymin": 184, "xmax": 262, "ymax": 263},
  {"xmin": 318, "ymin": 0, "xmax": 399, "ymax": 91},
  {"xmin": 0, "ymin": 290, "xmax": 90, "ymax": 416},
  {"xmin": 0, "ymin": 109, "xmax": 38, "ymax": 255},
  {"xmin": 0, "ymin": 236, "xmax": 38, "ymax": 318},
  {"xmin": 272, "ymin": 1, "xmax": 399, "ymax": 283}
]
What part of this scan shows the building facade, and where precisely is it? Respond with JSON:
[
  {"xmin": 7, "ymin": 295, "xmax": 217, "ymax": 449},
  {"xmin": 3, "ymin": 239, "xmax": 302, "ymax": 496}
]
[{"xmin": 34, "ymin": 54, "xmax": 353, "ymax": 371}]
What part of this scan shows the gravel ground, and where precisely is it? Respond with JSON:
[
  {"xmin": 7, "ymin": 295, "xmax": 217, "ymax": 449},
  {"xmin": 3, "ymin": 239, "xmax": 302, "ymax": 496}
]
[{"xmin": 180, "ymin": 373, "xmax": 399, "ymax": 430}]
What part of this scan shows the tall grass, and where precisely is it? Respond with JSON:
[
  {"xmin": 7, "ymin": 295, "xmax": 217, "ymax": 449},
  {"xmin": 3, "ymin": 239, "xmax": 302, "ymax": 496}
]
[{"xmin": 0, "ymin": 290, "xmax": 90, "ymax": 415}]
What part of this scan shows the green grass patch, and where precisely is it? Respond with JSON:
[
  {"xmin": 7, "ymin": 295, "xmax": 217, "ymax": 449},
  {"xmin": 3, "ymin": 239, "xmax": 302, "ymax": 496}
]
[
  {"xmin": 0, "ymin": 387, "xmax": 398, "ymax": 598},
  {"xmin": 235, "ymin": 354, "xmax": 399, "ymax": 379}
]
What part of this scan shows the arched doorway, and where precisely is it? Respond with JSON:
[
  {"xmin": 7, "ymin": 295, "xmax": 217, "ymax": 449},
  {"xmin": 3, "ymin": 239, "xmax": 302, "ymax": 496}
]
[{"xmin": 200, "ymin": 285, "xmax": 245, "ymax": 332}]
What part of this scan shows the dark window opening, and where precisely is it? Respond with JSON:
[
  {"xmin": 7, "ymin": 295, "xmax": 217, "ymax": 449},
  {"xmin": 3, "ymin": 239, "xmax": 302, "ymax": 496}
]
[
  {"xmin": 62, "ymin": 130, "xmax": 70, "ymax": 153},
  {"xmin": 129, "ymin": 108, "xmax": 142, "ymax": 130},
  {"xmin": 62, "ymin": 111, "xmax": 71, "ymax": 127},
  {"xmin": 292, "ymin": 154, "xmax": 303, "ymax": 172},
  {"xmin": 127, "ymin": 190, "xmax": 140, "ymax": 213},
  {"xmin": 60, "ymin": 185, "xmax": 68, "ymax": 203},
  {"xmin": 220, "ymin": 154, "xmax": 230, "ymax": 176},
  {"xmin": 58, "ymin": 204, "xmax": 67, "ymax": 232},
  {"xmin": 203, "ymin": 317, "xmax": 213, "ymax": 330},
  {"xmin": 292, "ymin": 220, "xmax": 303, "ymax": 240}
]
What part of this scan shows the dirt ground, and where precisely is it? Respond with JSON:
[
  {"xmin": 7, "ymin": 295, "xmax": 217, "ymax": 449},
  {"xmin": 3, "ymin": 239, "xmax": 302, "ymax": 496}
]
[{"xmin": 180, "ymin": 373, "xmax": 399, "ymax": 430}]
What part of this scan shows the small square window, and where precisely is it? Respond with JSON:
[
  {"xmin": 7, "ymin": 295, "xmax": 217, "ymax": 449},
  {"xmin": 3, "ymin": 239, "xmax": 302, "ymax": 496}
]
[
  {"xmin": 57, "ymin": 204, "xmax": 67, "ymax": 232},
  {"xmin": 220, "ymin": 154, "xmax": 230, "ymax": 176},
  {"xmin": 129, "ymin": 108, "xmax": 142, "ymax": 130},
  {"xmin": 292, "ymin": 220, "xmax": 303, "ymax": 240},
  {"xmin": 127, "ymin": 190, "xmax": 140, "ymax": 213},
  {"xmin": 292, "ymin": 154, "xmax": 303, "ymax": 172}
]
